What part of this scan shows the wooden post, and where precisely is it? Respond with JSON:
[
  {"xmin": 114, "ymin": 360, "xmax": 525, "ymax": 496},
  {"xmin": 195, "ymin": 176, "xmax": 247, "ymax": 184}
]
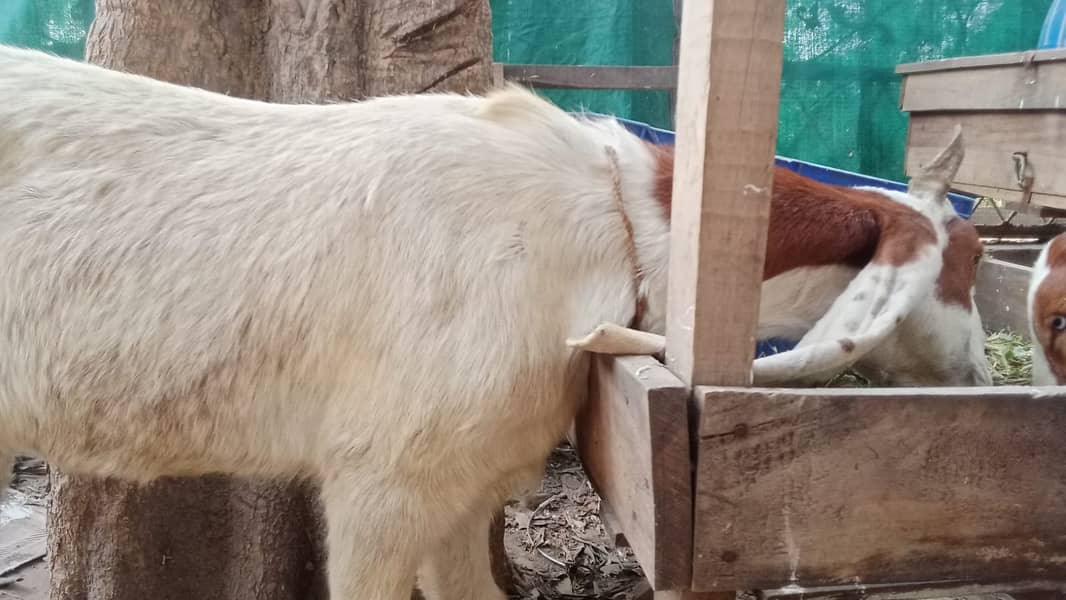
[
  {"xmin": 670, "ymin": 0, "xmax": 683, "ymax": 127},
  {"xmin": 664, "ymin": 0, "xmax": 787, "ymax": 388},
  {"xmin": 662, "ymin": 0, "xmax": 786, "ymax": 597}
]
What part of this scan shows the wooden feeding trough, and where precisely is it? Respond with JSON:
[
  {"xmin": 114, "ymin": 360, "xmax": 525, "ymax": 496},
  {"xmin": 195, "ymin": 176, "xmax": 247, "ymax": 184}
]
[
  {"xmin": 493, "ymin": 1, "xmax": 1066, "ymax": 599},
  {"xmin": 573, "ymin": 256, "xmax": 1066, "ymax": 600},
  {"xmin": 899, "ymin": 49, "xmax": 1066, "ymax": 215}
]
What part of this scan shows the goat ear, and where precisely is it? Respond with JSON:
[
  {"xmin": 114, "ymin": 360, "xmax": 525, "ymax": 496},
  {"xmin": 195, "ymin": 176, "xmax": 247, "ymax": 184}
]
[
  {"xmin": 567, "ymin": 323, "xmax": 666, "ymax": 356},
  {"xmin": 907, "ymin": 124, "xmax": 964, "ymax": 202},
  {"xmin": 752, "ymin": 244, "xmax": 943, "ymax": 385}
]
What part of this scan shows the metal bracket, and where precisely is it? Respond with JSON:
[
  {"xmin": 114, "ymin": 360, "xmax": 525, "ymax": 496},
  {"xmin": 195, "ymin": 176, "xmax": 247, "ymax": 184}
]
[{"xmin": 1013, "ymin": 151, "xmax": 1035, "ymax": 206}]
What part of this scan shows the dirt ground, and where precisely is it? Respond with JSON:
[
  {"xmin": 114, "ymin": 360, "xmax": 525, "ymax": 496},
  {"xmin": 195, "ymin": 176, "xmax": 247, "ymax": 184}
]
[
  {"xmin": 500, "ymin": 444, "xmax": 647, "ymax": 600},
  {"xmin": 1, "ymin": 458, "xmax": 49, "ymax": 600},
  {"xmin": 1, "ymin": 445, "xmax": 647, "ymax": 600}
]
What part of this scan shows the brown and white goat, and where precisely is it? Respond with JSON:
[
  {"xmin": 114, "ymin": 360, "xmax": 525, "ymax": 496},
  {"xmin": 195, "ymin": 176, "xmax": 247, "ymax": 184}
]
[
  {"xmin": 575, "ymin": 138, "xmax": 993, "ymax": 387},
  {"xmin": 0, "ymin": 45, "xmax": 987, "ymax": 600},
  {"xmin": 1029, "ymin": 233, "xmax": 1066, "ymax": 385}
]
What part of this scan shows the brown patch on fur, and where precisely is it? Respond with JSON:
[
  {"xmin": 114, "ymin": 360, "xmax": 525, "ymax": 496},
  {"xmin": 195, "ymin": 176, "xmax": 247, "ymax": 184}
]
[
  {"xmin": 1048, "ymin": 234, "xmax": 1066, "ymax": 267},
  {"xmin": 650, "ymin": 144, "xmax": 938, "ymax": 280},
  {"xmin": 839, "ymin": 338, "xmax": 856, "ymax": 353},
  {"xmin": 935, "ymin": 217, "xmax": 983, "ymax": 309},
  {"xmin": 1032, "ymin": 235, "xmax": 1066, "ymax": 383}
]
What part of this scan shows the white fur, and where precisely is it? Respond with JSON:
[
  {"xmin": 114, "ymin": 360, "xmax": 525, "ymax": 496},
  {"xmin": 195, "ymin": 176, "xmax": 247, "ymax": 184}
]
[
  {"xmin": 753, "ymin": 244, "xmax": 944, "ymax": 385},
  {"xmin": 855, "ymin": 276, "xmax": 993, "ymax": 386},
  {"xmin": 757, "ymin": 265, "xmax": 862, "ymax": 342}
]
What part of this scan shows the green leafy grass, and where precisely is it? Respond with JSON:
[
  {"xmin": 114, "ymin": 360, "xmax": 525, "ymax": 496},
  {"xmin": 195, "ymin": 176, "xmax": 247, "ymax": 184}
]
[
  {"xmin": 984, "ymin": 329, "xmax": 1032, "ymax": 386},
  {"xmin": 819, "ymin": 329, "xmax": 1033, "ymax": 388}
]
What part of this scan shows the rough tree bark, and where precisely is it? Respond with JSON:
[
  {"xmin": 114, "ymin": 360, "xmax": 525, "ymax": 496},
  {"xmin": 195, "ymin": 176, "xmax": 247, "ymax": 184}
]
[{"xmin": 47, "ymin": 1, "xmax": 493, "ymax": 599}]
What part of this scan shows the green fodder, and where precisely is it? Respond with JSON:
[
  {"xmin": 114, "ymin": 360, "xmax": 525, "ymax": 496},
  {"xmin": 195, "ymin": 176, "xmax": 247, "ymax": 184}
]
[
  {"xmin": 820, "ymin": 329, "xmax": 1033, "ymax": 388},
  {"xmin": 984, "ymin": 329, "xmax": 1032, "ymax": 386}
]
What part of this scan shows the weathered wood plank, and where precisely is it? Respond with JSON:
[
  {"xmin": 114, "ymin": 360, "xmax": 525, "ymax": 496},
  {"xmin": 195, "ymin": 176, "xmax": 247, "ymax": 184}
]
[
  {"xmin": 491, "ymin": 63, "xmax": 505, "ymax": 88},
  {"xmin": 976, "ymin": 257, "xmax": 1033, "ymax": 337},
  {"xmin": 972, "ymin": 205, "xmax": 1066, "ymax": 233},
  {"xmin": 690, "ymin": 385, "xmax": 1066, "ymax": 591},
  {"xmin": 897, "ymin": 48, "xmax": 1066, "ymax": 75},
  {"xmin": 976, "ymin": 221, "xmax": 1066, "ymax": 240},
  {"xmin": 0, "ymin": 497, "xmax": 46, "ymax": 578},
  {"xmin": 984, "ymin": 244, "xmax": 1044, "ymax": 267},
  {"xmin": 761, "ymin": 579, "xmax": 1066, "ymax": 600},
  {"xmin": 574, "ymin": 355, "xmax": 693, "ymax": 590},
  {"xmin": 900, "ymin": 59, "xmax": 1066, "ymax": 112},
  {"xmin": 905, "ymin": 113, "xmax": 1066, "ymax": 210},
  {"xmin": 500, "ymin": 64, "xmax": 677, "ymax": 90},
  {"xmin": 663, "ymin": 0, "xmax": 785, "ymax": 386},
  {"xmin": 632, "ymin": 581, "xmax": 734, "ymax": 600},
  {"xmin": 652, "ymin": 592, "xmax": 735, "ymax": 600},
  {"xmin": 952, "ymin": 181, "xmax": 1066, "ymax": 214}
]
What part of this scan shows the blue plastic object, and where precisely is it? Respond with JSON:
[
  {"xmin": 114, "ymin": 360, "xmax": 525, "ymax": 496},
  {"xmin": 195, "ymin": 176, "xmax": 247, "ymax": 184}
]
[
  {"xmin": 596, "ymin": 114, "xmax": 978, "ymax": 220},
  {"xmin": 1039, "ymin": 0, "xmax": 1066, "ymax": 49},
  {"xmin": 579, "ymin": 113, "xmax": 980, "ymax": 358}
]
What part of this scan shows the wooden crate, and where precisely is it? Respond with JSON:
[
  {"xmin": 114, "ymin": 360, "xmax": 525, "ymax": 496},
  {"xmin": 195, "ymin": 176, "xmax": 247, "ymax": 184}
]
[
  {"xmin": 898, "ymin": 50, "xmax": 1066, "ymax": 212},
  {"xmin": 688, "ymin": 384, "xmax": 1066, "ymax": 594},
  {"xmin": 977, "ymin": 254, "xmax": 1034, "ymax": 338},
  {"xmin": 574, "ymin": 251, "xmax": 1061, "ymax": 598}
]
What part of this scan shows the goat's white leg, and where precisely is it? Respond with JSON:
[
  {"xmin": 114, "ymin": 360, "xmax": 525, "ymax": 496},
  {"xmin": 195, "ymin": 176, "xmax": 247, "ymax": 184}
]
[
  {"xmin": 417, "ymin": 506, "xmax": 506, "ymax": 600},
  {"xmin": 321, "ymin": 474, "xmax": 428, "ymax": 600}
]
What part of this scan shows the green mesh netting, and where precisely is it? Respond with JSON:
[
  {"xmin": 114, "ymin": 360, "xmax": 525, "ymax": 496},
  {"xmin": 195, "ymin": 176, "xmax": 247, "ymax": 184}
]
[
  {"xmin": 492, "ymin": 0, "xmax": 1053, "ymax": 181},
  {"xmin": 777, "ymin": 0, "xmax": 1053, "ymax": 180},
  {"xmin": 0, "ymin": 0, "xmax": 1053, "ymax": 182},
  {"xmin": 490, "ymin": 0, "xmax": 678, "ymax": 130},
  {"xmin": 0, "ymin": 0, "xmax": 93, "ymax": 59}
]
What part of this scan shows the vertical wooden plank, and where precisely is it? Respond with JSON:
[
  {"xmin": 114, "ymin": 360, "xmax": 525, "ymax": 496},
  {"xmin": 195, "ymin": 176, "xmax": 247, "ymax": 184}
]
[
  {"xmin": 975, "ymin": 257, "xmax": 1033, "ymax": 337},
  {"xmin": 667, "ymin": 0, "xmax": 787, "ymax": 593},
  {"xmin": 575, "ymin": 355, "xmax": 693, "ymax": 590},
  {"xmin": 663, "ymin": 0, "xmax": 787, "ymax": 387},
  {"xmin": 670, "ymin": 0, "xmax": 683, "ymax": 127},
  {"xmin": 491, "ymin": 62, "xmax": 505, "ymax": 88}
]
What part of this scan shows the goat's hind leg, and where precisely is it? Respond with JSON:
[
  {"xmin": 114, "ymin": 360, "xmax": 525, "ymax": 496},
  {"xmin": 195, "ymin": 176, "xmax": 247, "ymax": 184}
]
[
  {"xmin": 417, "ymin": 465, "xmax": 546, "ymax": 600},
  {"xmin": 417, "ymin": 505, "xmax": 507, "ymax": 600},
  {"xmin": 321, "ymin": 474, "xmax": 432, "ymax": 600}
]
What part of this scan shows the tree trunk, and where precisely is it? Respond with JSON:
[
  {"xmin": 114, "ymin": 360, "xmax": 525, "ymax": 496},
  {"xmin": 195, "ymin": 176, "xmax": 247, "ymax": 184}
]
[{"xmin": 48, "ymin": 2, "xmax": 493, "ymax": 599}]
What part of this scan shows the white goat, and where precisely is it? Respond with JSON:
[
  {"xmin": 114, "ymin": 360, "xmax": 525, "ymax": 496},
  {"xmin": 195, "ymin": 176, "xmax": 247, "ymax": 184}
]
[{"xmin": 0, "ymin": 45, "xmax": 987, "ymax": 600}]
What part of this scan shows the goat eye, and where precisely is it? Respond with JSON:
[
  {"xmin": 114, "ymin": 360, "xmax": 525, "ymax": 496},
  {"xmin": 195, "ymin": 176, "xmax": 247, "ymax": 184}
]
[{"xmin": 1052, "ymin": 316, "xmax": 1066, "ymax": 332}]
